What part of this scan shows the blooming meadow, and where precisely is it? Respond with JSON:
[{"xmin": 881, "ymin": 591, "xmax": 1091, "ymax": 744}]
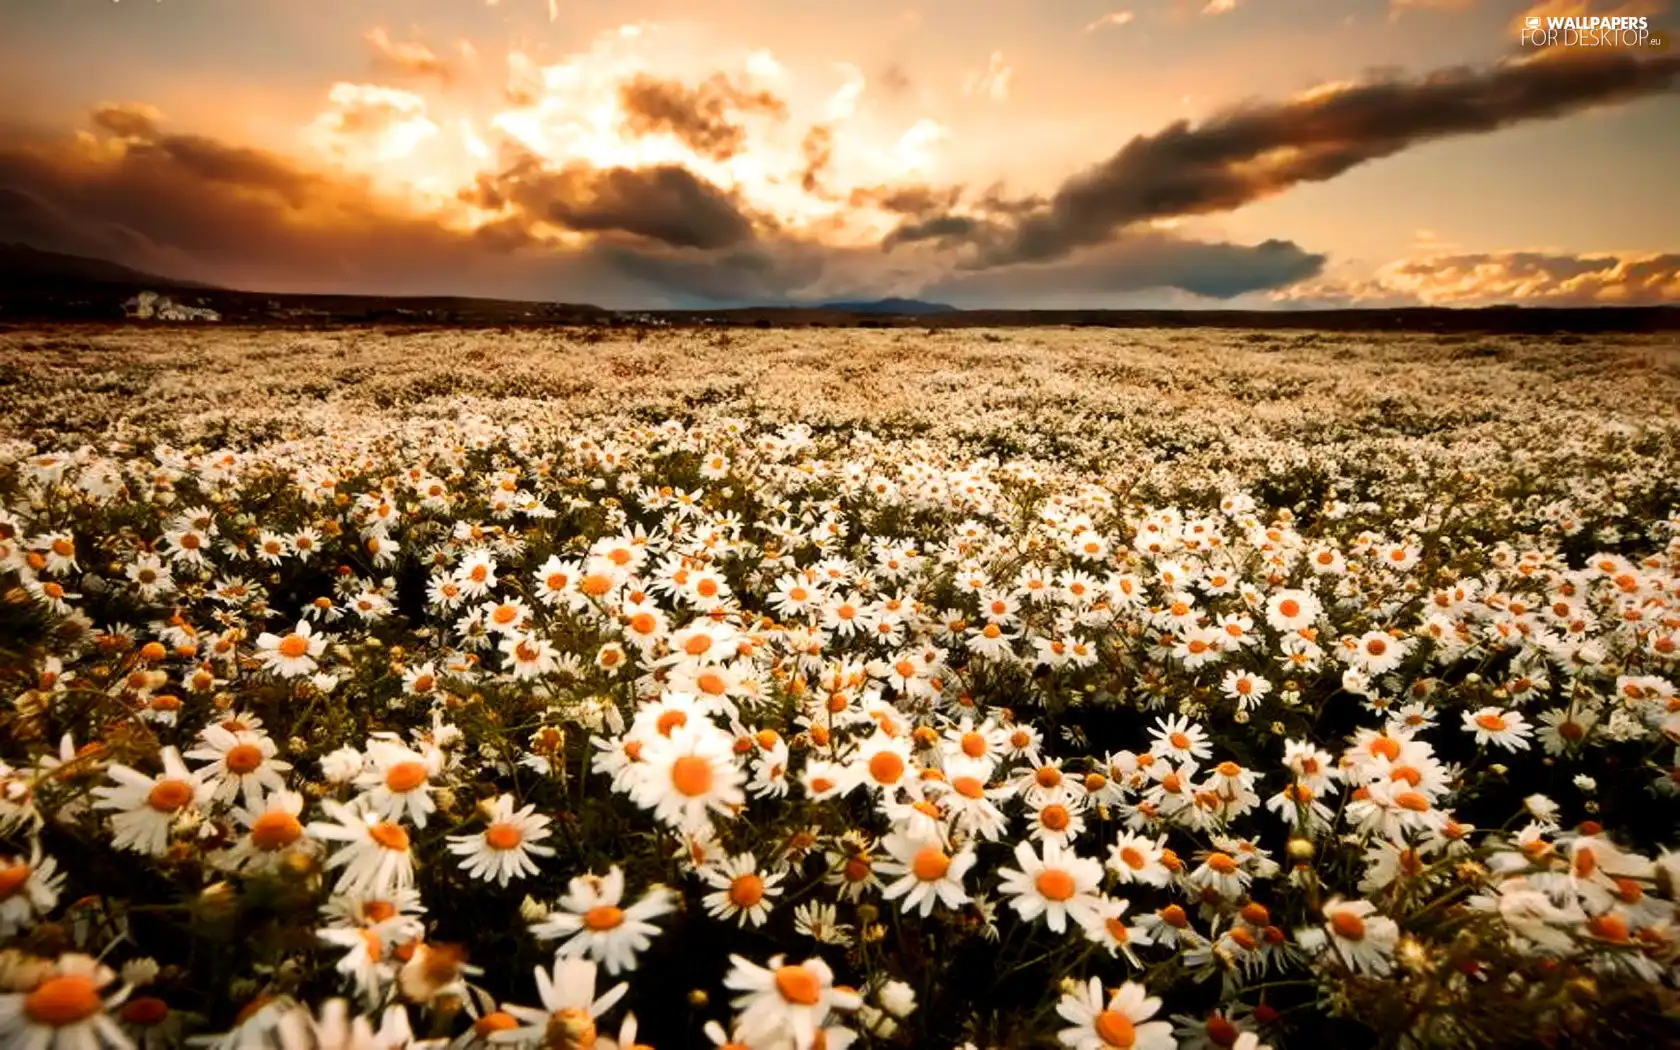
[{"xmin": 1, "ymin": 325, "xmax": 1678, "ymax": 1049}]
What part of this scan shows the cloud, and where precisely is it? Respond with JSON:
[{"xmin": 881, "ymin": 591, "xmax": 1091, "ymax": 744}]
[
  {"xmin": 365, "ymin": 28, "xmax": 453, "ymax": 84},
  {"xmin": 1278, "ymin": 250, "xmax": 1680, "ymax": 306},
  {"xmin": 921, "ymin": 235, "xmax": 1326, "ymax": 305},
  {"xmin": 1082, "ymin": 12, "xmax": 1136, "ymax": 33},
  {"xmin": 963, "ymin": 52, "xmax": 1013, "ymax": 103},
  {"xmin": 878, "ymin": 64, "xmax": 912, "ymax": 96},
  {"xmin": 307, "ymin": 83, "xmax": 439, "ymax": 163},
  {"xmin": 920, "ymin": 49, "xmax": 1680, "ymax": 268},
  {"xmin": 90, "ymin": 102, "xmax": 164, "ymax": 140},
  {"xmin": 469, "ymin": 152, "xmax": 758, "ymax": 250},
  {"xmin": 800, "ymin": 124, "xmax": 834, "ymax": 194},
  {"xmin": 617, "ymin": 73, "xmax": 787, "ymax": 160}
]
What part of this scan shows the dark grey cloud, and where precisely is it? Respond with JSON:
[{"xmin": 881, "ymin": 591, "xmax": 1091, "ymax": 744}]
[
  {"xmin": 618, "ymin": 73, "xmax": 787, "ymax": 160},
  {"xmin": 898, "ymin": 49, "xmax": 1680, "ymax": 268},
  {"xmin": 469, "ymin": 151, "xmax": 757, "ymax": 251},
  {"xmin": 921, "ymin": 235, "xmax": 1327, "ymax": 305}
]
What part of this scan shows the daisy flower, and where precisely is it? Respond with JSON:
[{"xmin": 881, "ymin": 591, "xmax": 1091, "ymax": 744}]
[
  {"xmin": 1314, "ymin": 898, "xmax": 1399, "ymax": 976},
  {"xmin": 877, "ymin": 833, "xmax": 975, "ymax": 917},
  {"xmin": 850, "ymin": 731, "xmax": 915, "ymax": 797},
  {"xmin": 1107, "ymin": 832, "xmax": 1173, "ymax": 887},
  {"xmin": 792, "ymin": 901, "xmax": 856, "ymax": 946},
  {"xmin": 1055, "ymin": 977, "xmax": 1175, "ymax": 1050},
  {"xmin": 725, "ymin": 953, "xmax": 861, "ymax": 1050},
  {"xmin": 253, "ymin": 619, "xmax": 328, "ymax": 678},
  {"xmin": 447, "ymin": 795, "xmax": 555, "ymax": 887},
  {"xmin": 0, "ymin": 953, "xmax": 133, "ymax": 1050},
  {"xmin": 1462, "ymin": 707, "xmax": 1532, "ymax": 751},
  {"xmin": 1264, "ymin": 589, "xmax": 1321, "ymax": 634},
  {"xmin": 1082, "ymin": 896, "xmax": 1152, "ymax": 966},
  {"xmin": 628, "ymin": 725, "xmax": 746, "ymax": 832},
  {"xmin": 491, "ymin": 958, "xmax": 628, "ymax": 1047},
  {"xmin": 0, "ymin": 839, "xmax": 64, "ymax": 936},
  {"xmin": 184, "ymin": 725, "xmax": 291, "ymax": 811},
  {"xmin": 1188, "ymin": 850, "xmax": 1251, "ymax": 899},
  {"xmin": 353, "ymin": 737, "xmax": 443, "ymax": 829},
  {"xmin": 217, "ymin": 790, "xmax": 312, "ymax": 875},
  {"xmin": 528, "ymin": 867, "xmax": 676, "ymax": 975},
  {"xmin": 997, "ymin": 840, "xmax": 1105, "ymax": 933},
  {"xmin": 308, "ymin": 799, "xmax": 418, "ymax": 898},
  {"xmin": 700, "ymin": 852, "xmax": 786, "ymax": 928},
  {"xmin": 1148, "ymin": 715, "xmax": 1211, "ymax": 762},
  {"xmin": 91, "ymin": 746, "xmax": 211, "ymax": 857}
]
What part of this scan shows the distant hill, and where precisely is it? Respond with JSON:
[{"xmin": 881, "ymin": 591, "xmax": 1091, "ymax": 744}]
[
  {"xmin": 1, "ymin": 243, "xmax": 1676, "ymax": 333},
  {"xmin": 0, "ymin": 243, "xmax": 207, "ymax": 291},
  {"xmin": 0, "ymin": 244, "xmax": 609, "ymax": 326},
  {"xmin": 816, "ymin": 297, "xmax": 958, "ymax": 315}
]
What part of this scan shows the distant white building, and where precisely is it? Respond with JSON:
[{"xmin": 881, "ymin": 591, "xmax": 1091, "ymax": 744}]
[{"xmin": 124, "ymin": 290, "xmax": 220, "ymax": 322}]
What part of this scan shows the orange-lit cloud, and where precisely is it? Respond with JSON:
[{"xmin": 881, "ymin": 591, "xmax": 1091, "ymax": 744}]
[
  {"xmin": 1278, "ymin": 251, "xmax": 1680, "ymax": 306},
  {"xmin": 1, "ymin": 19, "xmax": 1676, "ymax": 309},
  {"xmin": 963, "ymin": 51, "xmax": 1013, "ymax": 102},
  {"xmin": 1082, "ymin": 12, "xmax": 1136, "ymax": 34},
  {"xmin": 366, "ymin": 27, "xmax": 454, "ymax": 84}
]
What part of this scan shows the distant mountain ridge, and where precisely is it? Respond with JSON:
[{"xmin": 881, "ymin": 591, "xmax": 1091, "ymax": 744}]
[
  {"xmin": 0, "ymin": 243, "xmax": 207, "ymax": 290},
  {"xmin": 1, "ymin": 243, "xmax": 1676, "ymax": 332},
  {"xmin": 815, "ymin": 297, "xmax": 958, "ymax": 315}
]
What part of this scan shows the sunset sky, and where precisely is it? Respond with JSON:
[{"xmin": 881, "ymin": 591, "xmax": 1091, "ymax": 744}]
[{"xmin": 2, "ymin": 0, "xmax": 1676, "ymax": 308}]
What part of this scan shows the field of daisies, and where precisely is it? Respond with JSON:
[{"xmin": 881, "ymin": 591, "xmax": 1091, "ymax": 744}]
[{"xmin": 1, "ymin": 323, "xmax": 1678, "ymax": 1050}]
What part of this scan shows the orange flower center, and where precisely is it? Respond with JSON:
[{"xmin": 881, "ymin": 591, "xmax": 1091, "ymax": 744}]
[
  {"xmin": 1394, "ymin": 791, "xmax": 1431, "ymax": 812},
  {"xmin": 1278, "ymin": 599, "xmax": 1300, "ymax": 618},
  {"xmin": 277, "ymin": 634, "xmax": 309, "ymax": 659},
  {"xmin": 1330, "ymin": 909, "xmax": 1366, "ymax": 941},
  {"xmin": 1207, "ymin": 852, "xmax": 1237, "ymax": 874},
  {"xmin": 1119, "ymin": 847, "xmax": 1147, "ymax": 870},
  {"xmin": 1093, "ymin": 1009, "xmax": 1137, "ymax": 1048},
  {"xmin": 24, "ymin": 975, "xmax": 104, "ymax": 1027},
  {"xmin": 670, "ymin": 755, "xmax": 714, "ymax": 797},
  {"xmin": 869, "ymin": 750, "xmax": 905, "ymax": 785},
  {"xmin": 1588, "ymin": 913, "xmax": 1629, "ymax": 943},
  {"xmin": 1039, "ymin": 804, "xmax": 1070, "ymax": 831},
  {"xmin": 474, "ymin": 1012, "xmax": 520, "ymax": 1036},
  {"xmin": 224, "ymin": 744, "xmax": 265, "ymax": 775},
  {"xmin": 728, "ymin": 873, "xmax": 765, "ymax": 908},
  {"xmin": 485, "ymin": 823, "xmax": 524, "ymax": 851},
  {"xmin": 0, "ymin": 863, "xmax": 31, "ymax": 898},
  {"xmin": 1475, "ymin": 713, "xmax": 1507, "ymax": 732},
  {"xmin": 250, "ymin": 811, "xmax": 303, "ymax": 851},
  {"xmin": 385, "ymin": 762, "xmax": 429, "ymax": 793},
  {"xmin": 147, "ymin": 779, "xmax": 195, "ymax": 812},
  {"xmin": 774, "ymin": 965, "xmax": 821, "ymax": 1005},
  {"xmin": 368, "ymin": 823, "xmax": 410, "ymax": 852},
  {"xmin": 1035, "ymin": 868, "xmax": 1077, "ymax": 902},
  {"xmin": 583, "ymin": 905, "xmax": 625, "ymax": 931},
  {"xmin": 912, "ymin": 847, "xmax": 951, "ymax": 882}
]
